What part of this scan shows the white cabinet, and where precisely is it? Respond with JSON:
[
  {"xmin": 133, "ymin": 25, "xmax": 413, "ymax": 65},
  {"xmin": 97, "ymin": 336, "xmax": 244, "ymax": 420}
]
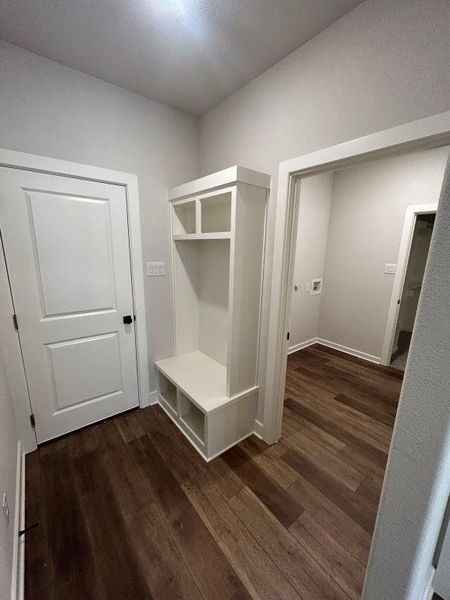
[{"xmin": 155, "ymin": 166, "xmax": 270, "ymax": 460}]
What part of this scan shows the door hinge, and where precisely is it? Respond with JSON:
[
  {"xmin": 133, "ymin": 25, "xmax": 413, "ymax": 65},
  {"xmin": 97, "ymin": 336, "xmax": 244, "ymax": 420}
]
[
  {"xmin": 287, "ymin": 331, "xmax": 290, "ymax": 341},
  {"xmin": 12, "ymin": 314, "xmax": 18, "ymax": 330},
  {"xmin": 30, "ymin": 414, "xmax": 36, "ymax": 429}
]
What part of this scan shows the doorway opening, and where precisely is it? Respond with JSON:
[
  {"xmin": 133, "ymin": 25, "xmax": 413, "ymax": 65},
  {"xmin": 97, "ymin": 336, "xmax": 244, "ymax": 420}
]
[
  {"xmin": 265, "ymin": 115, "xmax": 448, "ymax": 597},
  {"xmin": 388, "ymin": 211, "xmax": 436, "ymax": 371},
  {"xmin": 270, "ymin": 140, "xmax": 449, "ymax": 599}
]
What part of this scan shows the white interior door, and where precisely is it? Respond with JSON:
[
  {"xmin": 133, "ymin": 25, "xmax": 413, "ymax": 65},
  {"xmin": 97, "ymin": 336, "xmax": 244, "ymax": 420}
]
[{"xmin": 0, "ymin": 167, "xmax": 139, "ymax": 443}]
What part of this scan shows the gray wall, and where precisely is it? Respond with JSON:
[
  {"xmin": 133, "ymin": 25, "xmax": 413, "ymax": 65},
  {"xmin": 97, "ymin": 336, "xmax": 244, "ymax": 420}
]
[
  {"xmin": 200, "ymin": 0, "xmax": 450, "ymax": 423},
  {"xmin": 0, "ymin": 40, "xmax": 199, "ymax": 397},
  {"xmin": 199, "ymin": 0, "xmax": 450, "ymax": 182},
  {"xmin": 318, "ymin": 147, "xmax": 448, "ymax": 359},
  {"xmin": 0, "ymin": 345, "xmax": 19, "ymax": 600},
  {"xmin": 289, "ymin": 173, "xmax": 332, "ymax": 350},
  {"xmin": 288, "ymin": 148, "xmax": 448, "ymax": 360},
  {"xmin": 197, "ymin": 0, "xmax": 450, "ymax": 592},
  {"xmin": 363, "ymin": 158, "xmax": 450, "ymax": 599}
]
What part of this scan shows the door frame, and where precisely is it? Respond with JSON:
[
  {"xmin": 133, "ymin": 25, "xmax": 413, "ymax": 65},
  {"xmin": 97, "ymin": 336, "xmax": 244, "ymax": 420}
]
[
  {"xmin": 0, "ymin": 148, "xmax": 150, "ymax": 453},
  {"xmin": 380, "ymin": 203, "xmax": 437, "ymax": 365},
  {"xmin": 260, "ymin": 109, "xmax": 450, "ymax": 600}
]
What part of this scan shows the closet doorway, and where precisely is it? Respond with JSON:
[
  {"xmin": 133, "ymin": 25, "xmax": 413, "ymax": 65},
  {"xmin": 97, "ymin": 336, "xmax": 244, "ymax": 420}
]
[{"xmin": 381, "ymin": 205, "xmax": 437, "ymax": 369}]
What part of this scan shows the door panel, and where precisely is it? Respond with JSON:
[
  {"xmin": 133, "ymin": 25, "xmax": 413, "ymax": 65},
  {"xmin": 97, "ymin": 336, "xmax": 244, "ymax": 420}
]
[
  {"xmin": 0, "ymin": 168, "xmax": 139, "ymax": 442},
  {"xmin": 47, "ymin": 333, "xmax": 122, "ymax": 411},
  {"xmin": 28, "ymin": 191, "xmax": 116, "ymax": 316}
]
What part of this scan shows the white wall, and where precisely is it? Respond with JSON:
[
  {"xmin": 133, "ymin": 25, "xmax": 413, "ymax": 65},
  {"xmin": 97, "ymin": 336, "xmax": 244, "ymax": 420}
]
[
  {"xmin": 318, "ymin": 147, "xmax": 448, "ymax": 360},
  {"xmin": 0, "ymin": 344, "xmax": 19, "ymax": 600},
  {"xmin": 0, "ymin": 40, "xmax": 199, "ymax": 397},
  {"xmin": 289, "ymin": 173, "xmax": 332, "ymax": 351}
]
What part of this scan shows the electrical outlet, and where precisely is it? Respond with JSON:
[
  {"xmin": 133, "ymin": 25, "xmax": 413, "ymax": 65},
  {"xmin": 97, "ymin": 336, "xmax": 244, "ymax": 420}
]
[
  {"xmin": 2, "ymin": 493, "xmax": 9, "ymax": 525},
  {"xmin": 384, "ymin": 263, "xmax": 396, "ymax": 274},
  {"xmin": 146, "ymin": 261, "xmax": 165, "ymax": 277},
  {"xmin": 305, "ymin": 282, "xmax": 311, "ymax": 293},
  {"xmin": 311, "ymin": 278, "xmax": 323, "ymax": 295}
]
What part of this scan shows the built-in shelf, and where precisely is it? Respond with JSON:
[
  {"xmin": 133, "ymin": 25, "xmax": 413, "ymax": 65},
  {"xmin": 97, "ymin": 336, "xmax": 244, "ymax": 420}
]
[
  {"xmin": 157, "ymin": 166, "xmax": 270, "ymax": 460},
  {"xmin": 173, "ymin": 232, "xmax": 231, "ymax": 241}
]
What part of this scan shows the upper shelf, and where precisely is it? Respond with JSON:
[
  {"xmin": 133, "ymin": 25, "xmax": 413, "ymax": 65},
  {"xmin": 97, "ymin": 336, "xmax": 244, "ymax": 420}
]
[
  {"xmin": 172, "ymin": 189, "xmax": 233, "ymax": 238},
  {"xmin": 168, "ymin": 165, "xmax": 271, "ymax": 201},
  {"xmin": 173, "ymin": 232, "xmax": 231, "ymax": 241}
]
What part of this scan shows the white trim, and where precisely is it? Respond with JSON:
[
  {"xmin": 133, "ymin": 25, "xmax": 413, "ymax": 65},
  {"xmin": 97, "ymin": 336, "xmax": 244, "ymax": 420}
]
[
  {"xmin": 124, "ymin": 178, "xmax": 151, "ymax": 409},
  {"xmin": 380, "ymin": 203, "xmax": 438, "ymax": 365},
  {"xmin": 168, "ymin": 165, "xmax": 271, "ymax": 200},
  {"xmin": 10, "ymin": 441, "xmax": 25, "ymax": 600},
  {"xmin": 0, "ymin": 147, "xmax": 150, "ymax": 442},
  {"xmin": 0, "ymin": 147, "xmax": 140, "ymax": 185},
  {"xmin": 288, "ymin": 337, "xmax": 318, "ymax": 354},
  {"xmin": 253, "ymin": 419, "xmax": 264, "ymax": 437},
  {"xmin": 0, "ymin": 238, "xmax": 36, "ymax": 453},
  {"xmin": 317, "ymin": 338, "xmax": 381, "ymax": 364},
  {"xmin": 261, "ymin": 110, "xmax": 450, "ymax": 447},
  {"xmin": 421, "ymin": 566, "xmax": 435, "ymax": 600},
  {"xmin": 288, "ymin": 336, "xmax": 381, "ymax": 363},
  {"xmin": 148, "ymin": 390, "xmax": 159, "ymax": 405}
]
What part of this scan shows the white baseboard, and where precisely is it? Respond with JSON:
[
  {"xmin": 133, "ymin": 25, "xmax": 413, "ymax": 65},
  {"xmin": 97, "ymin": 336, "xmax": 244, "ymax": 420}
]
[
  {"xmin": 288, "ymin": 337, "xmax": 318, "ymax": 355},
  {"xmin": 287, "ymin": 335, "xmax": 381, "ymax": 364},
  {"xmin": 140, "ymin": 390, "xmax": 159, "ymax": 407},
  {"xmin": 10, "ymin": 441, "xmax": 25, "ymax": 600},
  {"xmin": 148, "ymin": 390, "xmax": 159, "ymax": 405},
  {"xmin": 253, "ymin": 419, "xmax": 264, "ymax": 437},
  {"xmin": 316, "ymin": 338, "xmax": 381, "ymax": 364}
]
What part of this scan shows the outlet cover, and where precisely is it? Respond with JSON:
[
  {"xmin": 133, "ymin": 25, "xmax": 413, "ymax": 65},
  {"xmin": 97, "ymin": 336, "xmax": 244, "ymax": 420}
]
[
  {"xmin": 146, "ymin": 262, "xmax": 165, "ymax": 277},
  {"xmin": 2, "ymin": 493, "xmax": 9, "ymax": 524},
  {"xmin": 311, "ymin": 278, "xmax": 323, "ymax": 295}
]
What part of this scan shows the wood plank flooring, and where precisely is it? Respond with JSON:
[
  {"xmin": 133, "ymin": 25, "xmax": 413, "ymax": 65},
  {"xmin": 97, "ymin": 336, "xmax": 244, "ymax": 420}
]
[{"xmin": 25, "ymin": 344, "xmax": 402, "ymax": 600}]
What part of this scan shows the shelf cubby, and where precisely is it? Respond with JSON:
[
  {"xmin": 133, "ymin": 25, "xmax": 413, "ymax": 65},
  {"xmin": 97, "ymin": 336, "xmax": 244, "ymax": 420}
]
[
  {"xmin": 157, "ymin": 372, "xmax": 177, "ymax": 415},
  {"xmin": 180, "ymin": 392, "xmax": 205, "ymax": 444},
  {"xmin": 200, "ymin": 191, "xmax": 231, "ymax": 233},
  {"xmin": 173, "ymin": 200, "xmax": 196, "ymax": 235},
  {"xmin": 157, "ymin": 166, "xmax": 270, "ymax": 460}
]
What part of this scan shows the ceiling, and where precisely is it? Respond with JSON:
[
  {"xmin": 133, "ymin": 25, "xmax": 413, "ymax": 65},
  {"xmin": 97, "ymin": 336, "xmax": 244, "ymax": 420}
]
[{"xmin": 0, "ymin": 0, "xmax": 363, "ymax": 116}]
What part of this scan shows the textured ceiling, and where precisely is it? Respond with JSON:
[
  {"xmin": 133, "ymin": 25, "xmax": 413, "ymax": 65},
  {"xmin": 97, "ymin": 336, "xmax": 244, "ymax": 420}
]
[{"xmin": 0, "ymin": 0, "xmax": 363, "ymax": 116}]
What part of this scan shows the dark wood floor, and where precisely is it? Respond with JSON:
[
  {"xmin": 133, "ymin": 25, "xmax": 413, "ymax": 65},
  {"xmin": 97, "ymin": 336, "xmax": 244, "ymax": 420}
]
[{"xmin": 25, "ymin": 344, "xmax": 402, "ymax": 600}]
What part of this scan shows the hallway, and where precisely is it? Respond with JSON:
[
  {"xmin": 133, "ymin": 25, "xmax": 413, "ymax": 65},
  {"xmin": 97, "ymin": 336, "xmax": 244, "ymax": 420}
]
[{"xmin": 25, "ymin": 344, "xmax": 401, "ymax": 600}]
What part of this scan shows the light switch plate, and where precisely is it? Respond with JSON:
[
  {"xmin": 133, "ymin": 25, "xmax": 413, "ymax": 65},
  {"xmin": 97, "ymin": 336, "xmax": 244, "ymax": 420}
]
[
  {"xmin": 384, "ymin": 263, "xmax": 396, "ymax": 274},
  {"xmin": 146, "ymin": 261, "xmax": 165, "ymax": 277}
]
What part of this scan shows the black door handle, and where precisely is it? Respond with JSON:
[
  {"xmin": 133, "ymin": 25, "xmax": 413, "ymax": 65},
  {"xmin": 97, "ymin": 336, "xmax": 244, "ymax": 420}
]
[{"xmin": 123, "ymin": 315, "xmax": 135, "ymax": 325}]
